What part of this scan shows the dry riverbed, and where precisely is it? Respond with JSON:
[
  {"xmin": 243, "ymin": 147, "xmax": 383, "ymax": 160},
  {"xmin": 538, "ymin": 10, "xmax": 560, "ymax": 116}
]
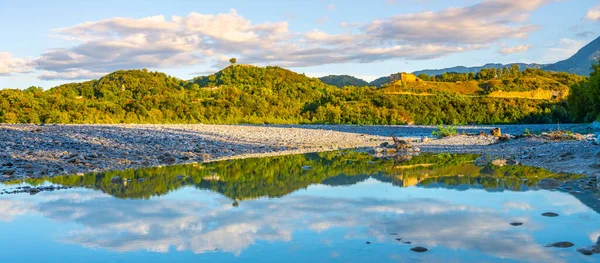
[{"xmin": 1, "ymin": 124, "xmax": 600, "ymax": 181}]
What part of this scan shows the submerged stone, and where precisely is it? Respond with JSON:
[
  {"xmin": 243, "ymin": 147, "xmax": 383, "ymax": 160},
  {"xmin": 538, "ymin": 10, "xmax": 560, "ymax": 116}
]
[
  {"xmin": 542, "ymin": 212, "xmax": 559, "ymax": 217},
  {"xmin": 544, "ymin": 242, "xmax": 574, "ymax": 248},
  {"xmin": 536, "ymin": 178, "xmax": 561, "ymax": 190},
  {"xmin": 474, "ymin": 155, "xmax": 491, "ymax": 166},
  {"xmin": 410, "ymin": 246, "xmax": 428, "ymax": 253}
]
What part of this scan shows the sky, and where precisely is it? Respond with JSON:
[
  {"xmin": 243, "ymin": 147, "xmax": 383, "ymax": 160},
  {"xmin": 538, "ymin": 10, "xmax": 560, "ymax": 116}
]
[{"xmin": 0, "ymin": 0, "xmax": 599, "ymax": 89}]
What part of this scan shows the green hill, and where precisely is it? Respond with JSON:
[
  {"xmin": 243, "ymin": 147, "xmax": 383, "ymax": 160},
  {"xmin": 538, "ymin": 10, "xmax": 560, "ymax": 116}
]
[
  {"xmin": 0, "ymin": 65, "xmax": 580, "ymax": 125},
  {"xmin": 369, "ymin": 76, "xmax": 390, "ymax": 88},
  {"xmin": 319, "ymin": 75, "xmax": 369, "ymax": 88}
]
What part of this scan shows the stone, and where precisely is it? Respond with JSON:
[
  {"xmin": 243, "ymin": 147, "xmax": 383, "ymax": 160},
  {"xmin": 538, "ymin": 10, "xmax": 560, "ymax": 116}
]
[
  {"xmin": 110, "ymin": 176, "xmax": 123, "ymax": 184},
  {"xmin": 2, "ymin": 168, "xmax": 15, "ymax": 175},
  {"xmin": 380, "ymin": 142, "xmax": 390, "ymax": 148},
  {"xmin": 420, "ymin": 136, "xmax": 430, "ymax": 143},
  {"xmin": 536, "ymin": 178, "xmax": 562, "ymax": 190},
  {"xmin": 491, "ymin": 128, "xmax": 501, "ymax": 137},
  {"xmin": 510, "ymin": 222, "xmax": 523, "ymax": 226},
  {"xmin": 474, "ymin": 155, "xmax": 491, "ymax": 166},
  {"xmin": 301, "ymin": 166, "xmax": 312, "ymax": 171},
  {"xmin": 542, "ymin": 212, "xmax": 559, "ymax": 217},
  {"xmin": 410, "ymin": 246, "xmax": 428, "ymax": 253},
  {"xmin": 576, "ymin": 245, "xmax": 600, "ymax": 256},
  {"xmin": 491, "ymin": 159, "xmax": 507, "ymax": 167},
  {"xmin": 29, "ymin": 188, "xmax": 41, "ymax": 195},
  {"xmin": 595, "ymin": 136, "xmax": 600, "ymax": 146},
  {"xmin": 544, "ymin": 242, "xmax": 574, "ymax": 248},
  {"xmin": 506, "ymin": 159, "xmax": 519, "ymax": 166}
]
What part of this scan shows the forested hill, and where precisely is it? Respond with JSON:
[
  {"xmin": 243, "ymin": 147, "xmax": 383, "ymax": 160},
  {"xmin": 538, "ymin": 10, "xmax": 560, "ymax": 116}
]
[
  {"xmin": 0, "ymin": 65, "xmax": 584, "ymax": 125},
  {"xmin": 318, "ymin": 75, "xmax": 369, "ymax": 87}
]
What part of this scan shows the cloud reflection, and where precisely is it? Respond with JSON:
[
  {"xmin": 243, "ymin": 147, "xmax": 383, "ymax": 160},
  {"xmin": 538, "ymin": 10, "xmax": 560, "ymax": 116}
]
[{"xmin": 0, "ymin": 190, "xmax": 575, "ymax": 262}]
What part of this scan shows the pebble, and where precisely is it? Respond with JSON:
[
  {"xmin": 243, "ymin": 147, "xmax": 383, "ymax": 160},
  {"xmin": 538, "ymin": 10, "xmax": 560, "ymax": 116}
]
[
  {"xmin": 410, "ymin": 246, "xmax": 428, "ymax": 253},
  {"xmin": 544, "ymin": 242, "xmax": 574, "ymax": 248},
  {"xmin": 542, "ymin": 212, "xmax": 559, "ymax": 217}
]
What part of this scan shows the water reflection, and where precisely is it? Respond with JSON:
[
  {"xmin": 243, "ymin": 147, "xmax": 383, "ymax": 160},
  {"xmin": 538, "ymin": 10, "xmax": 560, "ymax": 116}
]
[{"xmin": 0, "ymin": 151, "xmax": 599, "ymax": 263}]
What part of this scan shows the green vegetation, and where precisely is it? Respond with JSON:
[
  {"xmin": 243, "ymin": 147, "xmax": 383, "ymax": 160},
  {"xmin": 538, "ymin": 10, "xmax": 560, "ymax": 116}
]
[
  {"xmin": 0, "ymin": 64, "xmax": 585, "ymax": 125},
  {"xmin": 432, "ymin": 125, "xmax": 458, "ymax": 138},
  {"xmin": 383, "ymin": 66, "xmax": 584, "ymax": 99},
  {"xmin": 567, "ymin": 61, "xmax": 600, "ymax": 122},
  {"xmin": 319, "ymin": 75, "xmax": 369, "ymax": 88},
  {"xmin": 10, "ymin": 151, "xmax": 581, "ymax": 200}
]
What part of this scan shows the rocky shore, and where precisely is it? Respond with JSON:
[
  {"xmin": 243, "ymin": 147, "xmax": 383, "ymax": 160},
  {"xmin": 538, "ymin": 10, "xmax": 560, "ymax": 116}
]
[{"xmin": 1, "ymin": 124, "xmax": 600, "ymax": 181}]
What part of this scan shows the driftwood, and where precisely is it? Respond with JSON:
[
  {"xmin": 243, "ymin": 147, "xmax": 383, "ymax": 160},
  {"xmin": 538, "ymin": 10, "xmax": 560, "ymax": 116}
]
[{"xmin": 391, "ymin": 134, "xmax": 411, "ymax": 149}]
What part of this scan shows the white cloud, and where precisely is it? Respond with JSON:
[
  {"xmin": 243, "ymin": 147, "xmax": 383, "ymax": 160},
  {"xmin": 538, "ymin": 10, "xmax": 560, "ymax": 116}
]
[
  {"xmin": 0, "ymin": 52, "xmax": 31, "ymax": 76},
  {"xmin": 38, "ymin": 69, "xmax": 107, "ymax": 81},
  {"xmin": 500, "ymin": 44, "xmax": 533, "ymax": 55},
  {"xmin": 585, "ymin": 5, "xmax": 600, "ymax": 21},
  {"xmin": 31, "ymin": 0, "xmax": 551, "ymax": 80}
]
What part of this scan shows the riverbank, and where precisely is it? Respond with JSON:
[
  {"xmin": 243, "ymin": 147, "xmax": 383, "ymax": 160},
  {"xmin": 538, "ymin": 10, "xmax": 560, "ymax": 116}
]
[{"xmin": 0, "ymin": 124, "xmax": 598, "ymax": 180}]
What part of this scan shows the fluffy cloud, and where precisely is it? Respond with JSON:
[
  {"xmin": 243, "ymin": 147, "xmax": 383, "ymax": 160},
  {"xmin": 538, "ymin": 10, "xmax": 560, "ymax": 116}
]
[
  {"xmin": 2, "ymin": 190, "xmax": 579, "ymax": 262},
  {"xmin": 500, "ymin": 44, "xmax": 533, "ymax": 55},
  {"xmin": 585, "ymin": 5, "xmax": 600, "ymax": 21},
  {"xmin": 31, "ymin": 0, "xmax": 550, "ymax": 80},
  {"xmin": 0, "ymin": 52, "xmax": 31, "ymax": 76}
]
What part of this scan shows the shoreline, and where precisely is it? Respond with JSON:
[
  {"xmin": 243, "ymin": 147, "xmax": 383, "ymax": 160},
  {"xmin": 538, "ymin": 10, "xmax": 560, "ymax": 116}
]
[{"xmin": 1, "ymin": 124, "xmax": 599, "ymax": 181}]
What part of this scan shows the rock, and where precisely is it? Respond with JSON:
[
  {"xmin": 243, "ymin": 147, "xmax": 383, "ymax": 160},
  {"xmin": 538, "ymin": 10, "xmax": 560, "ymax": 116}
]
[
  {"xmin": 371, "ymin": 148, "xmax": 384, "ymax": 154},
  {"xmin": 536, "ymin": 178, "xmax": 562, "ymax": 190},
  {"xmin": 595, "ymin": 136, "xmax": 600, "ymax": 146},
  {"xmin": 380, "ymin": 142, "xmax": 390, "ymax": 148},
  {"xmin": 544, "ymin": 242, "xmax": 574, "ymax": 248},
  {"xmin": 506, "ymin": 159, "xmax": 519, "ymax": 166},
  {"xmin": 420, "ymin": 136, "xmax": 430, "ymax": 143},
  {"xmin": 365, "ymin": 241, "xmax": 371, "ymax": 244},
  {"xmin": 29, "ymin": 188, "xmax": 41, "ymax": 195},
  {"xmin": 510, "ymin": 222, "xmax": 523, "ymax": 226},
  {"xmin": 2, "ymin": 168, "xmax": 15, "ymax": 175},
  {"xmin": 590, "ymin": 121, "xmax": 600, "ymax": 130},
  {"xmin": 577, "ymin": 245, "xmax": 600, "ymax": 256},
  {"xmin": 410, "ymin": 246, "xmax": 428, "ymax": 253},
  {"xmin": 201, "ymin": 153, "xmax": 211, "ymax": 161},
  {"xmin": 110, "ymin": 176, "xmax": 123, "ymax": 184},
  {"xmin": 474, "ymin": 155, "xmax": 491, "ymax": 166},
  {"xmin": 491, "ymin": 128, "xmax": 501, "ymax": 137},
  {"xmin": 596, "ymin": 236, "xmax": 600, "ymax": 245},
  {"xmin": 164, "ymin": 156, "xmax": 176, "ymax": 164},
  {"xmin": 301, "ymin": 166, "xmax": 312, "ymax": 171},
  {"xmin": 491, "ymin": 159, "xmax": 507, "ymax": 167},
  {"xmin": 542, "ymin": 212, "xmax": 559, "ymax": 217}
]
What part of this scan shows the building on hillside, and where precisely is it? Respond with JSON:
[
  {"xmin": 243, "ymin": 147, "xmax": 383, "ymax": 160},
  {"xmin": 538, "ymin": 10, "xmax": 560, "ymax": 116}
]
[{"xmin": 389, "ymin": 72, "xmax": 419, "ymax": 84}]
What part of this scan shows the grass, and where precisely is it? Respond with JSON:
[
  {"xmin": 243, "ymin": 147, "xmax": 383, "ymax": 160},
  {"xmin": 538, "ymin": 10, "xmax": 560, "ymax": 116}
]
[{"xmin": 432, "ymin": 125, "xmax": 458, "ymax": 138}]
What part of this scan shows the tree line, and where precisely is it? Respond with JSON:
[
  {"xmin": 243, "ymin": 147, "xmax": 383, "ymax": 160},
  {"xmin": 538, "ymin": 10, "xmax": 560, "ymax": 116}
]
[{"xmin": 0, "ymin": 64, "xmax": 593, "ymax": 125}]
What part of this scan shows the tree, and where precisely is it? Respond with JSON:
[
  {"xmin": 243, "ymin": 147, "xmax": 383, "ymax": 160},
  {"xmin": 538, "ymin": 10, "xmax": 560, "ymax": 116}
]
[{"xmin": 229, "ymin": 58, "xmax": 237, "ymax": 65}]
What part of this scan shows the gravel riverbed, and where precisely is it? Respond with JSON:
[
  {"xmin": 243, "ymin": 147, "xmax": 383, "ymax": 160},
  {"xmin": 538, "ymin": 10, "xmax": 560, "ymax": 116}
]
[{"xmin": 0, "ymin": 124, "xmax": 599, "ymax": 180}]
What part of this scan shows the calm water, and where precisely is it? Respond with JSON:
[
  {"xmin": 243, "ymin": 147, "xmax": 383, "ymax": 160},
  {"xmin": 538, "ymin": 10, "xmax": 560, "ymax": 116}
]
[{"xmin": 1, "ymin": 151, "xmax": 599, "ymax": 263}]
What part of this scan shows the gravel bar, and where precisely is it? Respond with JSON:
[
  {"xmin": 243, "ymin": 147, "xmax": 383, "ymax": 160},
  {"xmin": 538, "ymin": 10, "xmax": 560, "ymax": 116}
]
[{"xmin": 0, "ymin": 124, "xmax": 598, "ymax": 180}]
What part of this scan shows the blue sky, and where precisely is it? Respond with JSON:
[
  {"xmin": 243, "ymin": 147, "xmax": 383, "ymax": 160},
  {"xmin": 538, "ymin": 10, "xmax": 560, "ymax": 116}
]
[{"xmin": 0, "ymin": 0, "xmax": 599, "ymax": 89}]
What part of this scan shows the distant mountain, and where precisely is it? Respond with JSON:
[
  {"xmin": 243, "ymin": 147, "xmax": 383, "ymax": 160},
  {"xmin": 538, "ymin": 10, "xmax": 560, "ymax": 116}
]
[
  {"xmin": 542, "ymin": 36, "xmax": 600, "ymax": 76},
  {"xmin": 319, "ymin": 75, "xmax": 369, "ymax": 87},
  {"xmin": 412, "ymin": 63, "xmax": 545, "ymax": 76},
  {"xmin": 369, "ymin": 76, "xmax": 390, "ymax": 87}
]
